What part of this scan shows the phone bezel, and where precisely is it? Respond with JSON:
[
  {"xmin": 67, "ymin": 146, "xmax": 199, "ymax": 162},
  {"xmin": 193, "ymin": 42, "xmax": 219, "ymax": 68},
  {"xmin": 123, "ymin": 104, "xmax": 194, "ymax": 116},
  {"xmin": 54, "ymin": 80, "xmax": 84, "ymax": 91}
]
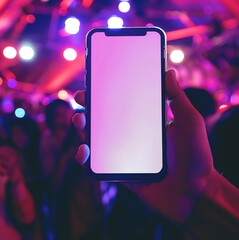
[{"xmin": 85, "ymin": 27, "xmax": 167, "ymax": 181}]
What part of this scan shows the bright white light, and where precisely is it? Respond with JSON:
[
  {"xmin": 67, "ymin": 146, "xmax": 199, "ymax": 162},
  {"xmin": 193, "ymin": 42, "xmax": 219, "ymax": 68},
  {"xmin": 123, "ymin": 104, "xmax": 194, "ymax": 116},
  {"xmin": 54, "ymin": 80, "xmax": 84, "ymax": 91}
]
[
  {"xmin": 118, "ymin": 1, "xmax": 130, "ymax": 13},
  {"xmin": 69, "ymin": 98, "xmax": 85, "ymax": 110},
  {"xmin": 3, "ymin": 46, "xmax": 17, "ymax": 59},
  {"xmin": 65, "ymin": 17, "xmax": 80, "ymax": 34},
  {"xmin": 63, "ymin": 48, "xmax": 77, "ymax": 61},
  {"xmin": 107, "ymin": 16, "xmax": 124, "ymax": 28},
  {"xmin": 170, "ymin": 49, "xmax": 184, "ymax": 64},
  {"xmin": 15, "ymin": 108, "xmax": 26, "ymax": 118},
  {"xmin": 19, "ymin": 45, "xmax": 35, "ymax": 61}
]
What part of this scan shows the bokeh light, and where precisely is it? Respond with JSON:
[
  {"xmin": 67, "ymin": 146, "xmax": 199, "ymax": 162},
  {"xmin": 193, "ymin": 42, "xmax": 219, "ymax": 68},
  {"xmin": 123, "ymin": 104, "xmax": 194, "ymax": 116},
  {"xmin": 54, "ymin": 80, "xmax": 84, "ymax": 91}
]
[
  {"xmin": 19, "ymin": 45, "xmax": 35, "ymax": 61},
  {"xmin": 3, "ymin": 46, "xmax": 17, "ymax": 59},
  {"xmin": 118, "ymin": 1, "xmax": 130, "ymax": 13},
  {"xmin": 219, "ymin": 104, "xmax": 228, "ymax": 111},
  {"xmin": 69, "ymin": 98, "xmax": 85, "ymax": 110},
  {"xmin": 107, "ymin": 16, "xmax": 124, "ymax": 28},
  {"xmin": 65, "ymin": 17, "xmax": 80, "ymax": 34},
  {"xmin": 15, "ymin": 108, "xmax": 26, "ymax": 118},
  {"xmin": 63, "ymin": 48, "xmax": 77, "ymax": 61},
  {"xmin": 58, "ymin": 89, "xmax": 68, "ymax": 100},
  {"xmin": 230, "ymin": 92, "xmax": 239, "ymax": 105},
  {"xmin": 7, "ymin": 79, "xmax": 17, "ymax": 88},
  {"xmin": 170, "ymin": 49, "xmax": 185, "ymax": 64},
  {"xmin": 2, "ymin": 98, "xmax": 14, "ymax": 113},
  {"xmin": 0, "ymin": 77, "xmax": 3, "ymax": 86}
]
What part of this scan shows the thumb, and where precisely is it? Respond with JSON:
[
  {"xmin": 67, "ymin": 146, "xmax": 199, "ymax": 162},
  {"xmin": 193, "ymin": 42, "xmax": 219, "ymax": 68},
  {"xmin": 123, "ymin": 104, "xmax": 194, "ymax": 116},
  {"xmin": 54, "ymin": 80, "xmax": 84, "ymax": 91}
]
[{"xmin": 166, "ymin": 69, "xmax": 199, "ymax": 121}]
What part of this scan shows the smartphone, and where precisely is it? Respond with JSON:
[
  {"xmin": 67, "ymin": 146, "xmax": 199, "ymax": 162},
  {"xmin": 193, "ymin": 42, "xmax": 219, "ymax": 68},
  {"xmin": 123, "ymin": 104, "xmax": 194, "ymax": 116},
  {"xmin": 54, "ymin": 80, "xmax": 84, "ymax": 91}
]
[{"xmin": 85, "ymin": 27, "xmax": 167, "ymax": 181}]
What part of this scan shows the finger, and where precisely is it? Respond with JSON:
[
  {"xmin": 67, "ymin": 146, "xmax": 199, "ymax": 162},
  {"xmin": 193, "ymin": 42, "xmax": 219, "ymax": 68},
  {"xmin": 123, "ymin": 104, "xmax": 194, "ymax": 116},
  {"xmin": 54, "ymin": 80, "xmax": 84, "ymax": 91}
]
[
  {"xmin": 165, "ymin": 69, "xmax": 200, "ymax": 121},
  {"xmin": 72, "ymin": 112, "xmax": 86, "ymax": 130},
  {"xmin": 76, "ymin": 144, "xmax": 90, "ymax": 166},
  {"xmin": 74, "ymin": 90, "xmax": 86, "ymax": 107}
]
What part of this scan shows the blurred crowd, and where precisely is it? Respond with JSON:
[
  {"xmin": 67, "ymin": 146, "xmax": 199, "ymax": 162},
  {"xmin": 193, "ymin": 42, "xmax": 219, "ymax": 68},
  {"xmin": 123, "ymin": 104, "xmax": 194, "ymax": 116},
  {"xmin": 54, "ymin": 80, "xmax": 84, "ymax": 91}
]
[{"xmin": 0, "ymin": 87, "xmax": 238, "ymax": 240}]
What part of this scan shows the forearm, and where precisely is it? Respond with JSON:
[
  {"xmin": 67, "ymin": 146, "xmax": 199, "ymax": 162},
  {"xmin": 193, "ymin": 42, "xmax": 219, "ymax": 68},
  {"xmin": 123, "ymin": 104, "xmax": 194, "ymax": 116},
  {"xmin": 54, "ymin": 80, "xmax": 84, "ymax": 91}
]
[
  {"xmin": 10, "ymin": 181, "xmax": 35, "ymax": 224},
  {"xmin": 184, "ymin": 171, "xmax": 239, "ymax": 239}
]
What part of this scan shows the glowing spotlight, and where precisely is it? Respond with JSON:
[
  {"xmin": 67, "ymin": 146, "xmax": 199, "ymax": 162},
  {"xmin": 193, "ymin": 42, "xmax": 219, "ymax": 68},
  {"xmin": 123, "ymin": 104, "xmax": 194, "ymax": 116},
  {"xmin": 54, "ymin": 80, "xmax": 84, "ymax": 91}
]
[
  {"xmin": 58, "ymin": 90, "xmax": 68, "ymax": 100},
  {"xmin": 118, "ymin": 1, "xmax": 130, "ymax": 13},
  {"xmin": 7, "ymin": 79, "xmax": 17, "ymax": 88},
  {"xmin": 15, "ymin": 108, "xmax": 26, "ymax": 118},
  {"xmin": 107, "ymin": 16, "xmax": 124, "ymax": 28},
  {"xmin": 0, "ymin": 77, "xmax": 3, "ymax": 86},
  {"xmin": 3, "ymin": 46, "xmax": 17, "ymax": 59},
  {"xmin": 65, "ymin": 17, "xmax": 80, "ymax": 34},
  {"xmin": 170, "ymin": 49, "xmax": 184, "ymax": 64},
  {"xmin": 63, "ymin": 48, "xmax": 77, "ymax": 61},
  {"xmin": 19, "ymin": 45, "xmax": 35, "ymax": 61}
]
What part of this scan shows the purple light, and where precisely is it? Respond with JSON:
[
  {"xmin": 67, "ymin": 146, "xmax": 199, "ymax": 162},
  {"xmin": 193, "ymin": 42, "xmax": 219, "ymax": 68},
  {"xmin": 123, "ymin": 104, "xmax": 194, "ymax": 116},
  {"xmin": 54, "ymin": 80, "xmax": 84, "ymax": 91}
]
[
  {"xmin": 7, "ymin": 79, "xmax": 17, "ymax": 88},
  {"xmin": 2, "ymin": 98, "xmax": 14, "ymax": 113}
]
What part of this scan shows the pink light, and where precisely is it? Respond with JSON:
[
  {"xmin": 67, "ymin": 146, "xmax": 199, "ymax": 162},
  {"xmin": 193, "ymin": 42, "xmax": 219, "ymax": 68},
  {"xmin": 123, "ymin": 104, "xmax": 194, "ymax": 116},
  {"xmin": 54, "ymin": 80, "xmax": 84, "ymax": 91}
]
[
  {"xmin": 219, "ymin": 104, "xmax": 228, "ymax": 111},
  {"xmin": 230, "ymin": 92, "xmax": 239, "ymax": 105}
]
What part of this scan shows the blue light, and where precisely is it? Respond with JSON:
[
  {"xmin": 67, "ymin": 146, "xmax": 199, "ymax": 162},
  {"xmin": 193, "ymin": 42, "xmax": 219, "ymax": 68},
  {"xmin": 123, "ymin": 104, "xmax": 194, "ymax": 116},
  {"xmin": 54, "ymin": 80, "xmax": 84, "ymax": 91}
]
[{"xmin": 15, "ymin": 108, "xmax": 25, "ymax": 118}]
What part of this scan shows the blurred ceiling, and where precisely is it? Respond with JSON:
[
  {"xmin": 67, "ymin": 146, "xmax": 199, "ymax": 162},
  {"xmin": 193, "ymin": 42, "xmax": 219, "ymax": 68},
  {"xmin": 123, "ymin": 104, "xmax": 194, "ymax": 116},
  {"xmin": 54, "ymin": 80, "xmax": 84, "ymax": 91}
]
[{"xmin": 0, "ymin": 0, "xmax": 239, "ymax": 97}]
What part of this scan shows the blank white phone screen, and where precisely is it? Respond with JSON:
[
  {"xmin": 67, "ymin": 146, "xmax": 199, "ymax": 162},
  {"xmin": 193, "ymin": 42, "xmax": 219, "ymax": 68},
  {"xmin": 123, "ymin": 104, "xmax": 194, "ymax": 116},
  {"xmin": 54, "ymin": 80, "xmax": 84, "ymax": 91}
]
[{"xmin": 90, "ymin": 31, "xmax": 163, "ymax": 174}]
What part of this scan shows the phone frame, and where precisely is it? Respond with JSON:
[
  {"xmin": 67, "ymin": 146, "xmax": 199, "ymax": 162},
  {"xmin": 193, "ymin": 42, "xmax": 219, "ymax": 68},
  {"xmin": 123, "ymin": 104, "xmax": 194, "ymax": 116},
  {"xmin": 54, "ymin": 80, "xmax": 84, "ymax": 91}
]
[{"xmin": 85, "ymin": 27, "xmax": 167, "ymax": 181}]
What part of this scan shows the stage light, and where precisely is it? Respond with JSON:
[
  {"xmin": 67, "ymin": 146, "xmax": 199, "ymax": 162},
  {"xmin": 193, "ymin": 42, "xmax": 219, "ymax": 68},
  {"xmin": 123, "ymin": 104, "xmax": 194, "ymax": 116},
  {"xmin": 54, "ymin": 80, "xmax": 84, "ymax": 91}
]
[
  {"xmin": 65, "ymin": 17, "xmax": 80, "ymax": 34},
  {"xmin": 58, "ymin": 90, "xmax": 68, "ymax": 100},
  {"xmin": 19, "ymin": 45, "xmax": 35, "ymax": 61},
  {"xmin": 118, "ymin": 1, "xmax": 130, "ymax": 13},
  {"xmin": 170, "ymin": 49, "xmax": 184, "ymax": 64},
  {"xmin": 63, "ymin": 48, "xmax": 77, "ymax": 61},
  {"xmin": 107, "ymin": 16, "xmax": 124, "ymax": 28},
  {"xmin": 7, "ymin": 79, "xmax": 17, "ymax": 88},
  {"xmin": 3, "ymin": 46, "xmax": 17, "ymax": 59},
  {"xmin": 15, "ymin": 108, "xmax": 26, "ymax": 118}
]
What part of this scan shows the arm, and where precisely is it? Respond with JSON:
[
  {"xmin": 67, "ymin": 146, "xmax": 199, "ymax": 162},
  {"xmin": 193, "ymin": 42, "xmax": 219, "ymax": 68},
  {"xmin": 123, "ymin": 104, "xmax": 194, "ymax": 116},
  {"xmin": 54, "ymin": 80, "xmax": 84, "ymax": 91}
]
[
  {"xmin": 185, "ymin": 171, "xmax": 239, "ymax": 239},
  {"xmin": 0, "ymin": 146, "xmax": 35, "ymax": 224},
  {"xmin": 9, "ymin": 180, "xmax": 35, "ymax": 224}
]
